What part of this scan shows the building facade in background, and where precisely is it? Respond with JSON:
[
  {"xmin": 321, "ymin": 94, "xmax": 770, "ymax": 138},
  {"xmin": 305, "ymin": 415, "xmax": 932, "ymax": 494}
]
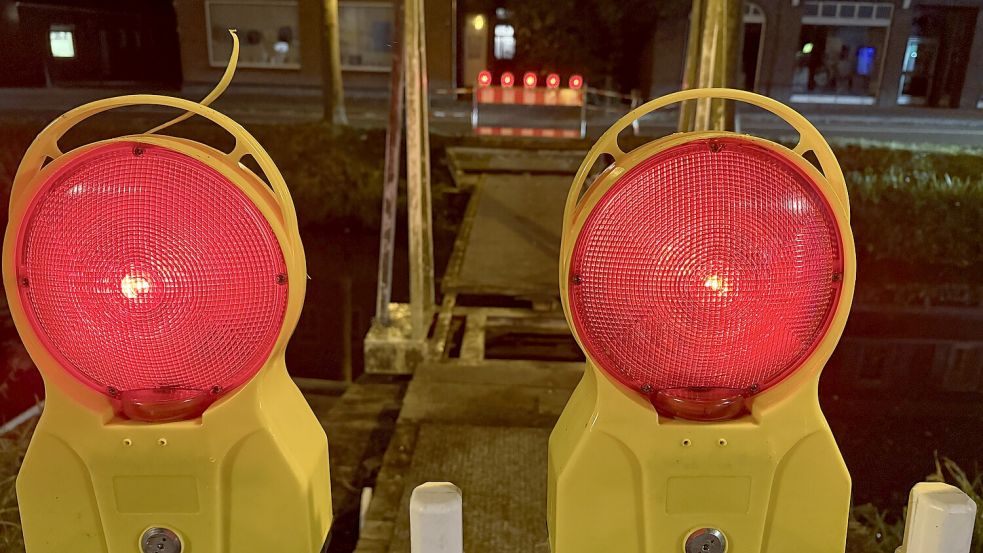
[
  {"xmin": 645, "ymin": 0, "xmax": 983, "ymax": 110},
  {"xmin": 0, "ymin": 0, "xmax": 981, "ymax": 112},
  {"xmin": 0, "ymin": 0, "xmax": 182, "ymax": 88},
  {"xmin": 174, "ymin": 0, "xmax": 458, "ymax": 95}
]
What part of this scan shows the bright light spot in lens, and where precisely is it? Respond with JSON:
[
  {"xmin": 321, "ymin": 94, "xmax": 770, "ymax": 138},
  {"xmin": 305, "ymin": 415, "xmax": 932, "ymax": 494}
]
[
  {"xmin": 120, "ymin": 275, "xmax": 150, "ymax": 299},
  {"xmin": 802, "ymin": 42, "xmax": 814, "ymax": 54},
  {"xmin": 703, "ymin": 274, "xmax": 730, "ymax": 296},
  {"xmin": 473, "ymin": 14, "xmax": 486, "ymax": 30}
]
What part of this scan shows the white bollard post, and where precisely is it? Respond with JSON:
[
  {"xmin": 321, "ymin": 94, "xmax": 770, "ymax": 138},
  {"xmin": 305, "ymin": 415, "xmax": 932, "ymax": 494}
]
[
  {"xmin": 410, "ymin": 482, "xmax": 464, "ymax": 553},
  {"xmin": 897, "ymin": 482, "xmax": 977, "ymax": 553}
]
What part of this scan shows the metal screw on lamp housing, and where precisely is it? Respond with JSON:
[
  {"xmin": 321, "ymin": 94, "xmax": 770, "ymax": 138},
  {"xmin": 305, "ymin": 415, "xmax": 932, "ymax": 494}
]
[{"xmin": 141, "ymin": 527, "xmax": 182, "ymax": 553}]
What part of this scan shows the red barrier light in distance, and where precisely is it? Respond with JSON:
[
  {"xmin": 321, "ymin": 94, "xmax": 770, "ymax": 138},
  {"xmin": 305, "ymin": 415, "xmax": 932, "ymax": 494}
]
[
  {"xmin": 523, "ymin": 72, "xmax": 538, "ymax": 88},
  {"xmin": 568, "ymin": 75, "xmax": 584, "ymax": 90},
  {"xmin": 501, "ymin": 72, "xmax": 515, "ymax": 88},
  {"xmin": 477, "ymin": 70, "xmax": 492, "ymax": 87},
  {"xmin": 546, "ymin": 73, "xmax": 560, "ymax": 89}
]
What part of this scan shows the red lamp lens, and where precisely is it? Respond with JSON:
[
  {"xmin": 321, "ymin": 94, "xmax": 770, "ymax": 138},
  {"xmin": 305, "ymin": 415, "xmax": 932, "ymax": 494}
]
[
  {"xmin": 569, "ymin": 137, "xmax": 843, "ymax": 412},
  {"xmin": 501, "ymin": 72, "xmax": 515, "ymax": 87},
  {"xmin": 523, "ymin": 72, "xmax": 538, "ymax": 88},
  {"xmin": 17, "ymin": 142, "xmax": 288, "ymax": 417},
  {"xmin": 568, "ymin": 75, "xmax": 583, "ymax": 90},
  {"xmin": 478, "ymin": 70, "xmax": 492, "ymax": 86},
  {"xmin": 546, "ymin": 73, "xmax": 560, "ymax": 89}
]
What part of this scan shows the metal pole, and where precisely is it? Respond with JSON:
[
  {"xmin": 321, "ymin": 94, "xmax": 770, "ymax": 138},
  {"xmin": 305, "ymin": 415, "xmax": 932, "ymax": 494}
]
[
  {"xmin": 417, "ymin": 0, "xmax": 435, "ymax": 311},
  {"xmin": 375, "ymin": 0, "xmax": 405, "ymax": 325},
  {"xmin": 693, "ymin": 0, "xmax": 742, "ymax": 131},
  {"xmin": 405, "ymin": 0, "xmax": 435, "ymax": 339},
  {"xmin": 579, "ymin": 88, "xmax": 588, "ymax": 139},
  {"xmin": 678, "ymin": 0, "xmax": 705, "ymax": 132},
  {"xmin": 679, "ymin": 0, "xmax": 741, "ymax": 132}
]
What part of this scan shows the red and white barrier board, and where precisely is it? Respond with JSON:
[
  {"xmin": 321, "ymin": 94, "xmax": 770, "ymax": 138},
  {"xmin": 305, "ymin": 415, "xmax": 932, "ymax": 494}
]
[
  {"xmin": 474, "ymin": 126, "xmax": 581, "ymax": 138},
  {"xmin": 472, "ymin": 84, "xmax": 587, "ymax": 139},
  {"xmin": 475, "ymin": 87, "xmax": 584, "ymax": 107}
]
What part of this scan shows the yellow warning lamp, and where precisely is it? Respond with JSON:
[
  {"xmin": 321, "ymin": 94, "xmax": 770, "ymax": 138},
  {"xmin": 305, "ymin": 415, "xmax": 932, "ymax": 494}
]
[
  {"xmin": 549, "ymin": 88, "xmax": 856, "ymax": 553},
  {"xmin": 3, "ymin": 33, "xmax": 331, "ymax": 553}
]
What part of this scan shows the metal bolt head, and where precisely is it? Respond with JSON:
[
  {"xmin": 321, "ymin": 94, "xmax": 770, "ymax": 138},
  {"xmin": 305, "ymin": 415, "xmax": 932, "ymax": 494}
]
[
  {"xmin": 685, "ymin": 528, "xmax": 726, "ymax": 553},
  {"xmin": 141, "ymin": 527, "xmax": 182, "ymax": 553}
]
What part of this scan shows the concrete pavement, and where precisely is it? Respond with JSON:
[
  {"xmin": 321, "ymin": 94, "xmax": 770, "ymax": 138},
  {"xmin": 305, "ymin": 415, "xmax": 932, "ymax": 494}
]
[{"xmin": 1, "ymin": 86, "xmax": 981, "ymax": 146}]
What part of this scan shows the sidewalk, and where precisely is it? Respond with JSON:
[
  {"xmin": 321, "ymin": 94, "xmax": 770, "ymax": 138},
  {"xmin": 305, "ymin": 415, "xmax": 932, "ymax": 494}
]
[{"xmin": 1, "ymin": 85, "xmax": 981, "ymax": 145}]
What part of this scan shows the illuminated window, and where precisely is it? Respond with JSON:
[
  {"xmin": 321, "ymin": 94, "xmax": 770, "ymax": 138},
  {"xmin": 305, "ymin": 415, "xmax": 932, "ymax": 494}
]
[
  {"xmin": 339, "ymin": 3, "xmax": 393, "ymax": 71},
  {"xmin": 494, "ymin": 24, "xmax": 515, "ymax": 60},
  {"xmin": 49, "ymin": 26, "xmax": 75, "ymax": 59},
  {"xmin": 791, "ymin": 2, "xmax": 893, "ymax": 104},
  {"xmin": 206, "ymin": 1, "xmax": 301, "ymax": 69}
]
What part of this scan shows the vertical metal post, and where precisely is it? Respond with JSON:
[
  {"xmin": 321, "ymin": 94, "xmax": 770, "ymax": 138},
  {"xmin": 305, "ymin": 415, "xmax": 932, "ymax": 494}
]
[
  {"xmin": 579, "ymin": 89, "xmax": 588, "ymax": 139},
  {"xmin": 678, "ymin": 0, "xmax": 742, "ymax": 132},
  {"xmin": 471, "ymin": 84, "xmax": 479, "ymax": 130},
  {"xmin": 630, "ymin": 89, "xmax": 642, "ymax": 136},
  {"xmin": 417, "ymin": 0, "xmax": 435, "ymax": 305},
  {"xmin": 374, "ymin": 0, "xmax": 405, "ymax": 325},
  {"xmin": 405, "ymin": 0, "xmax": 436, "ymax": 339},
  {"xmin": 693, "ymin": 0, "xmax": 742, "ymax": 131},
  {"xmin": 678, "ymin": 0, "xmax": 705, "ymax": 132}
]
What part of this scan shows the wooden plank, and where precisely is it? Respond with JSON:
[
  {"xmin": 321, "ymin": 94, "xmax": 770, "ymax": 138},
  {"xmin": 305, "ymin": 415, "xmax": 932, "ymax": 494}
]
[
  {"xmin": 459, "ymin": 313, "xmax": 487, "ymax": 363},
  {"xmin": 384, "ymin": 424, "xmax": 554, "ymax": 553},
  {"xmin": 354, "ymin": 423, "xmax": 421, "ymax": 553},
  {"xmin": 446, "ymin": 147, "xmax": 586, "ymax": 174},
  {"xmin": 399, "ymin": 362, "xmax": 582, "ymax": 427},
  {"xmin": 439, "ymin": 177, "xmax": 484, "ymax": 295},
  {"xmin": 319, "ymin": 377, "xmax": 408, "ymax": 532},
  {"xmin": 444, "ymin": 174, "xmax": 567, "ymax": 300}
]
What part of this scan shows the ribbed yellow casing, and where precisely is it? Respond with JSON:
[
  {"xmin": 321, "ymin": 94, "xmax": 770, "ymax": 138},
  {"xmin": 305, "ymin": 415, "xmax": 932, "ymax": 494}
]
[
  {"xmin": 548, "ymin": 89, "xmax": 856, "ymax": 553},
  {"xmin": 3, "ymin": 95, "xmax": 332, "ymax": 552}
]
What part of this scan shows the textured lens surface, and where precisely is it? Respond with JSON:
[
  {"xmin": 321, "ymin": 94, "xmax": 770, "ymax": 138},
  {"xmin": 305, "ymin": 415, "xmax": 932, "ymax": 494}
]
[
  {"xmin": 18, "ymin": 142, "xmax": 288, "ymax": 397},
  {"xmin": 569, "ymin": 137, "xmax": 843, "ymax": 396}
]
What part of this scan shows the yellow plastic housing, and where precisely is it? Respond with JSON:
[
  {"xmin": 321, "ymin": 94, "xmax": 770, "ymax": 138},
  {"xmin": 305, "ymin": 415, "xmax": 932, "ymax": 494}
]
[
  {"xmin": 548, "ymin": 88, "xmax": 856, "ymax": 553},
  {"xmin": 3, "ymin": 95, "xmax": 332, "ymax": 552}
]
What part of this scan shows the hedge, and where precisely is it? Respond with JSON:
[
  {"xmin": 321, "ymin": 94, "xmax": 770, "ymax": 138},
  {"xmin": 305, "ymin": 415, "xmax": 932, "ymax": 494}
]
[{"xmin": 0, "ymin": 118, "xmax": 980, "ymax": 305}]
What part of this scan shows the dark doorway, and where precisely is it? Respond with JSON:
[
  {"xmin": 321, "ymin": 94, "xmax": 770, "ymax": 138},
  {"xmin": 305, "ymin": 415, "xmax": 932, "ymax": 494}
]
[
  {"xmin": 741, "ymin": 21, "xmax": 763, "ymax": 91},
  {"xmin": 898, "ymin": 5, "xmax": 978, "ymax": 107}
]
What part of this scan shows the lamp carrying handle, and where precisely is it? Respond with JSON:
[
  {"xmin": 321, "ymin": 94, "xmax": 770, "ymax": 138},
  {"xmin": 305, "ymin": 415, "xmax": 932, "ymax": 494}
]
[{"xmin": 562, "ymin": 88, "xmax": 849, "ymax": 240}]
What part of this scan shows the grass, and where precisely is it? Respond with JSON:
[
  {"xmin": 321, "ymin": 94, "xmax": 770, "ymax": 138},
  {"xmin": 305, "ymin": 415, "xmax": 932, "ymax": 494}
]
[
  {"xmin": 2, "ymin": 117, "xmax": 979, "ymax": 307},
  {"xmin": 928, "ymin": 455, "xmax": 983, "ymax": 553},
  {"xmin": 844, "ymin": 455, "xmax": 983, "ymax": 553},
  {"xmin": 0, "ymin": 418, "xmax": 31, "ymax": 553}
]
